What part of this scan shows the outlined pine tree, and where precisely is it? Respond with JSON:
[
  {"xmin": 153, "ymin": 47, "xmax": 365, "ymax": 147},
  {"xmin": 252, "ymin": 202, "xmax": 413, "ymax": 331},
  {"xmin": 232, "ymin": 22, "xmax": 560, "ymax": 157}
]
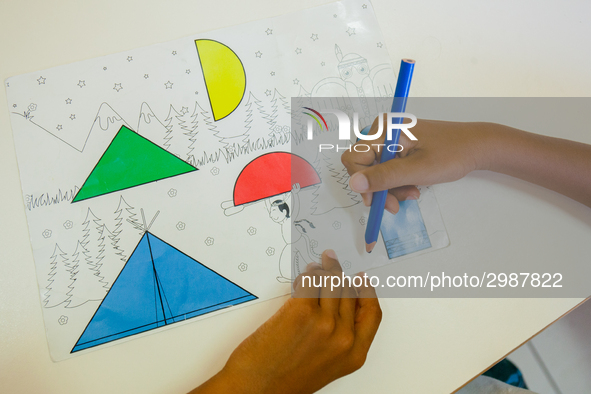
[
  {"xmin": 267, "ymin": 89, "xmax": 291, "ymax": 145},
  {"xmin": 219, "ymin": 95, "xmax": 249, "ymax": 161},
  {"xmin": 217, "ymin": 92, "xmax": 254, "ymax": 160},
  {"xmin": 242, "ymin": 92, "xmax": 273, "ymax": 150},
  {"xmin": 68, "ymin": 240, "xmax": 105, "ymax": 307},
  {"xmin": 162, "ymin": 105, "xmax": 176, "ymax": 151},
  {"xmin": 310, "ymin": 150, "xmax": 361, "ymax": 215},
  {"xmin": 334, "ymin": 157, "xmax": 362, "ymax": 207},
  {"xmin": 110, "ymin": 195, "xmax": 143, "ymax": 263},
  {"xmin": 179, "ymin": 106, "xmax": 198, "ymax": 162},
  {"xmin": 290, "ymin": 96, "xmax": 311, "ymax": 145},
  {"xmin": 186, "ymin": 101, "xmax": 202, "ymax": 166},
  {"xmin": 310, "ymin": 151, "xmax": 331, "ymax": 215},
  {"xmin": 164, "ymin": 105, "xmax": 194, "ymax": 160},
  {"xmin": 110, "ymin": 202, "xmax": 126, "ymax": 263},
  {"xmin": 187, "ymin": 101, "xmax": 224, "ymax": 167},
  {"xmin": 44, "ymin": 244, "xmax": 73, "ymax": 308},
  {"xmin": 73, "ymin": 209, "xmax": 109, "ymax": 304},
  {"xmin": 218, "ymin": 91, "xmax": 257, "ymax": 161},
  {"xmin": 98, "ymin": 224, "xmax": 124, "ymax": 288},
  {"xmin": 297, "ymin": 85, "xmax": 311, "ymax": 97}
]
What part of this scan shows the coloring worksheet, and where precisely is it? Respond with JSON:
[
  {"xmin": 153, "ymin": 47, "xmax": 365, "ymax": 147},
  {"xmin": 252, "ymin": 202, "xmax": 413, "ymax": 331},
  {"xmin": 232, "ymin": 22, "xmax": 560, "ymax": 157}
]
[{"xmin": 6, "ymin": 0, "xmax": 447, "ymax": 361}]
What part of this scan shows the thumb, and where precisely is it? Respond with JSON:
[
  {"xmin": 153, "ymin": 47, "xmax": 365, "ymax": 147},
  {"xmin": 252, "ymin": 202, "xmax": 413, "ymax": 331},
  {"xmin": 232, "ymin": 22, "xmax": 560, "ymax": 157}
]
[{"xmin": 349, "ymin": 151, "xmax": 434, "ymax": 193}]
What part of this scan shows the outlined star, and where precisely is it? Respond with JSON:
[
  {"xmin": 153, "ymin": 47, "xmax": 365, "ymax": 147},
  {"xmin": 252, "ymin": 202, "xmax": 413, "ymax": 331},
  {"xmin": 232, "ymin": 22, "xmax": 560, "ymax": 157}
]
[
  {"xmin": 144, "ymin": 74, "xmax": 149, "ymax": 79},
  {"xmin": 333, "ymin": 14, "xmax": 338, "ymax": 18},
  {"xmin": 311, "ymin": 34, "xmax": 319, "ymax": 41},
  {"xmin": 103, "ymin": 66, "xmax": 107, "ymax": 70},
  {"xmin": 13, "ymin": 104, "xmax": 17, "ymax": 108},
  {"xmin": 172, "ymin": 50, "xmax": 177, "ymax": 55},
  {"xmin": 186, "ymin": 69, "xmax": 191, "ymax": 74},
  {"xmin": 362, "ymin": 4, "xmax": 368, "ymax": 8},
  {"xmin": 56, "ymin": 125, "xmax": 62, "ymax": 131},
  {"xmin": 377, "ymin": 42, "xmax": 383, "ymax": 48},
  {"xmin": 265, "ymin": 28, "xmax": 273, "ymax": 35},
  {"xmin": 127, "ymin": 56, "xmax": 133, "ymax": 62},
  {"xmin": 265, "ymin": 89, "xmax": 271, "ymax": 96},
  {"xmin": 346, "ymin": 27, "xmax": 356, "ymax": 36},
  {"xmin": 181, "ymin": 107, "xmax": 189, "ymax": 115},
  {"xmin": 195, "ymin": 91, "xmax": 199, "ymax": 95},
  {"xmin": 295, "ymin": 48, "xmax": 302, "ymax": 54},
  {"xmin": 113, "ymin": 83, "xmax": 123, "ymax": 92},
  {"xmin": 321, "ymin": 61, "xmax": 326, "ymax": 66},
  {"xmin": 37, "ymin": 76, "xmax": 46, "ymax": 85},
  {"xmin": 69, "ymin": 114, "xmax": 76, "ymax": 120},
  {"xmin": 65, "ymin": 98, "xmax": 72, "ymax": 104},
  {"xmin": 293, "ymin": 78, "xmax": 299, "ymax": 85},
  {"xmin": 164, "ymin": 81, "xmax": 173, "ymax": 89},
  {"xmin": 255, "ymin": 51, "xmax": 263, "ymax": 58},
  {"xmin": 77, "ymin": 80, "xmax": 86, "ymax": 88},
  {"xmin": 270, "ymin": 71, "xmax": 275, "ymax": 76}
]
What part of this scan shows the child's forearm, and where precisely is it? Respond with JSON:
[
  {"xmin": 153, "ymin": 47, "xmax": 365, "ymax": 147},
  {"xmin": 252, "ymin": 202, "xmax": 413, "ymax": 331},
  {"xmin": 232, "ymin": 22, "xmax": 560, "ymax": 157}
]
[
  {"xmin": 478, "ymin": 123, "xmax": 591, "ymax": 207},
  {"xmin": 343, "ymin": 117, "xmax": 591, "ymax": 211}
]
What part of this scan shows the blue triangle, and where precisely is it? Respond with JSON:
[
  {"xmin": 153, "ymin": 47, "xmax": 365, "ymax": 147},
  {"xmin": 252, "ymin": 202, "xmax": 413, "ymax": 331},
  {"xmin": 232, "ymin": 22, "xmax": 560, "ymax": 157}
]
[{"xmin": 72, "ymin": 232, "xmax": 256, "ymax": 353}]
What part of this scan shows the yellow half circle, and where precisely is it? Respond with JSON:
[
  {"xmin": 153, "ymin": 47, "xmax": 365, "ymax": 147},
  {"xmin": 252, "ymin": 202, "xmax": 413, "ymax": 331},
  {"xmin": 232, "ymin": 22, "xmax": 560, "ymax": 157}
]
[{"xmin": 195, "ymin": 39, "xmax": 246, "ymax": 121}]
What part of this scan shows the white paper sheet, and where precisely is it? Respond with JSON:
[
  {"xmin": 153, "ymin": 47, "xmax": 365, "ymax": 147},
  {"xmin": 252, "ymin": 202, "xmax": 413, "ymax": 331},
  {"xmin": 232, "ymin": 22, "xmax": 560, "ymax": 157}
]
[{"xmin": 6, "ymin": 0, "xmax": 447, "ymax": 361}]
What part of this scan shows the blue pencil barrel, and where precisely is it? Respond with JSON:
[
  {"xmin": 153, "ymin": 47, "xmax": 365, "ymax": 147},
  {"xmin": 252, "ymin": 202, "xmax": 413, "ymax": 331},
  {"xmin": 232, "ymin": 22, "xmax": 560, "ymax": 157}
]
[
  {"xmin": 364, "ymin": 59, "xmax": 415, "ymax": 247},
  {"xmin": 394, "ymin": 59, "xmax": 415, "ymax": 100}
]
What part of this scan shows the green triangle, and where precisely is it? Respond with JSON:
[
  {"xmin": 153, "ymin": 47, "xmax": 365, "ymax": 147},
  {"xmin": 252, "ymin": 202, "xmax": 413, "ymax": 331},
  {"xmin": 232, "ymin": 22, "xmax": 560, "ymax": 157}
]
[{"xmin": 73, "ymin": 126, "xmax": 197, "ymax": 203}]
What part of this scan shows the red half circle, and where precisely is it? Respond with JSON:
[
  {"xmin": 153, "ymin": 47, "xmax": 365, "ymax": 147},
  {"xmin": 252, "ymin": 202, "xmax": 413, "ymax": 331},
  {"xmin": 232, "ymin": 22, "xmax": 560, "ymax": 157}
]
[{"xmin": 233, "ymin": 152, "xmax": 321, "ymax": 206}]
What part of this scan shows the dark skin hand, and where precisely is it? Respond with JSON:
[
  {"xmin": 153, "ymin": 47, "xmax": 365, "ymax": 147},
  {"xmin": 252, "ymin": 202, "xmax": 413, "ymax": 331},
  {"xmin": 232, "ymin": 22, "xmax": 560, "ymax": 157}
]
[
  {"xmin": 191, "ymin": 250, "xmax": 382, "ymax": 394},
  {"xmin": 342, "ymin": 115, "xmax": 591, "ymax": 211}
]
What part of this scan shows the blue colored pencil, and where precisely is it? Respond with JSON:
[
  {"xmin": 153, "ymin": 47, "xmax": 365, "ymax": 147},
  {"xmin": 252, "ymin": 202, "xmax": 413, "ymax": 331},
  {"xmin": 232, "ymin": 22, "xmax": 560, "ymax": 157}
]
[{"xmin": 365, "ymin": 59, "xmax": 415, "ymax": 253}]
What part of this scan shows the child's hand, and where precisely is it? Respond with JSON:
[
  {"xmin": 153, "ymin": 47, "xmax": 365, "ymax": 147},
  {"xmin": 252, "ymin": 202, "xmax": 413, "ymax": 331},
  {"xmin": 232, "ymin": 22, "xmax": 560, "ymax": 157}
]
[
  {"xmin": 192, "ymin": 250, "xmax": 381, "ymax": 394},
  {"xmin": 342, "ymin": 116, "xmax": 491, "ymax": 214}
]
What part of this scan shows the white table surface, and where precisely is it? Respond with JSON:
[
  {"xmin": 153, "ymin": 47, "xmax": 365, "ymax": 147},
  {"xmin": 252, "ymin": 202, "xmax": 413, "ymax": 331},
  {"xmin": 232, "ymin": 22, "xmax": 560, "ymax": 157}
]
[{"xmin": 1, "ymin": 1, "xmax": 590, "ymax": 393}]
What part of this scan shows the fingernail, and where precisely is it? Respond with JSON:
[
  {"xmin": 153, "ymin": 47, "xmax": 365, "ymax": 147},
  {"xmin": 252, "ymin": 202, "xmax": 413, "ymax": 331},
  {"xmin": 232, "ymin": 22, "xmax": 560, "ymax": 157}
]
[
  {"xmin": 361, "ymin": 194, "xmax": 369, "ymax": 206},
  {"xmin": 350, "ymin": 173, "xmax": 369, "ymax": 192},
  {"xmin": 406, "ymin": 193, "xmax": 419, "ymax": 200},
  {"xmin": 324, "ymin": 249, "xmax": 338, "ymax": 260},
  {"xmin": 385, "ymin": 206, "xmax": 397, "ymax": 215}
]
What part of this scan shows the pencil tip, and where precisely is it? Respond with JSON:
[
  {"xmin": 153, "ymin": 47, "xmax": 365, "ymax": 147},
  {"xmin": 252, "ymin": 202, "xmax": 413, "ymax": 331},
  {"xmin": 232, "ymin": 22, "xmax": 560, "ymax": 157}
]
[{"xmin": 365, "ymin": 242, "xmax": 376, "ymax": 253}]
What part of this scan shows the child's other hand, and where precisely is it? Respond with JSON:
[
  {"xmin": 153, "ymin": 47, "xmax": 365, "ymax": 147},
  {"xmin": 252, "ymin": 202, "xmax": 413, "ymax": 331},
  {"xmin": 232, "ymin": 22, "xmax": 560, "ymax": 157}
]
[
  {"xmin": 193, "ymin": 250, "xmax": 381, "ymax": 394},
  {"xmin": 342, "ymin": 116, "xmax": 491, "ymax": 214}
]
